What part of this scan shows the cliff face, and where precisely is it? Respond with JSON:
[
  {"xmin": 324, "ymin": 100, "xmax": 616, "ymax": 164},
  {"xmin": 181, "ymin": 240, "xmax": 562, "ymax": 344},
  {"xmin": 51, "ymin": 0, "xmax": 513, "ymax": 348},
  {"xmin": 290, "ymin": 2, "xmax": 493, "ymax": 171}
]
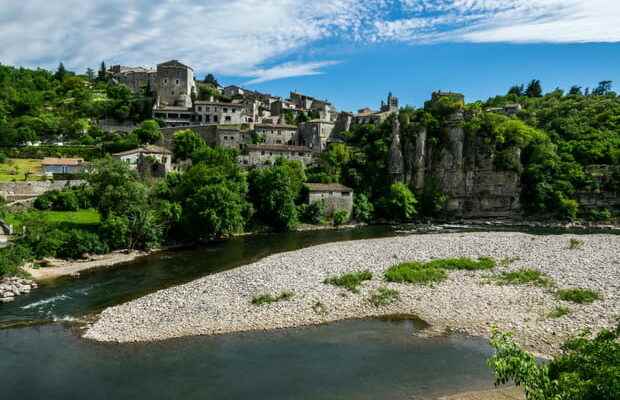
[{"xmin": 401, "ymin": 120, "xmax": 522, "ymax": 219}]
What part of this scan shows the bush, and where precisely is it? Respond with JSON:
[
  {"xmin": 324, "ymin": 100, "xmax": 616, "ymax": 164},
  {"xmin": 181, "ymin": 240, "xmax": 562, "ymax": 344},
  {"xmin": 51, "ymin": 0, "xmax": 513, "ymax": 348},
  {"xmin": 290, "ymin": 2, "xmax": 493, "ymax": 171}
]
[
  {"xmin": 491, "ymin": 268, "xmax": 553, "ymax": 287},
  {"xmin": 378, "ymin": 183, "xmax": 417, "ymax": 222},
  {"xmin": 333, "ymin": 209, "xmax": 349, "ymax": 226},
  {"xmin": 568, "ymin": 238, "xmax": 583, "ymax": 250},
  {"xmin": 488, "ymin": 323, "xmax": 620, "ymax": 400},
  {"xmin": 588, "ymin": 208, "xmax": 612, "ymax": 222},
  {"xmin": 426, "ymin": 257, "xmax": 496, "ymax": 271},
  {"xmin": 548, "ymin": 306, "xmax": 570, "ymax": 319},
  {"xmin": 384, "ymin": 262, "xmax": 447, "ymax": 285},
  {"xmin": 0, "ymin": 244, "xmax": 32, "ymax": 277},
  {"xmin": 251, "ymin": 291, "xmax": 294, "ymax": 305},
  {"xmin": 353, "ymin": 193, "xmax": 374, "ymax": 223},
  {"xmin": 557, "ymin": 288, "xmax": 601, "ymax": 304},
  {"xmin": 298, "ymin": 201, "xmax": 325, "ymax": 224},
  {"xmin": 0, "ymin": 152, "xmax": 7, "ymax": 164},
  {"xmin": 324, "ymin": 271, "xmax": 372, "ymax": 293},
  {"xmin": 368, "ymin": 287, "xmax": 400, "ymax": 307},
  {"xmin": 57, "ymin": 229, "xmax": 108, "ymax": 259},
  {"xmin": 34, "ymin": 189, "xmax": 81, "ymax": 211},
  {"xmin": 99, "ymin": 215, "xmax": 131, "ymax": 250}
]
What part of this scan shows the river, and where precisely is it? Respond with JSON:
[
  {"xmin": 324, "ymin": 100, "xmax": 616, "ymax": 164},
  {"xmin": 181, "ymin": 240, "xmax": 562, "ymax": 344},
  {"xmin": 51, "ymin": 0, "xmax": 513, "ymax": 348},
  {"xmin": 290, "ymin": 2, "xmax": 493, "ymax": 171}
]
[{"xmin": 3, "ymin": 225, "xmax": 594, "ymax": 399}]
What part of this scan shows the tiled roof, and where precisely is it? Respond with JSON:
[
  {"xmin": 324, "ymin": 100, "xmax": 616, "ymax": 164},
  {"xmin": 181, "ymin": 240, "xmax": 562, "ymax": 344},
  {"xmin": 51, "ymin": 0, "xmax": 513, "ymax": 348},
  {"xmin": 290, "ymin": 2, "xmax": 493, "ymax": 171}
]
[
  {"xmin": 305, "ymin": 183, "xmax": 353, "ymax": 192},
  {"xmin": 113, "ymin": 145, "xmax": 172, "ymax": 157},
  {"xmin": 41, "ymin": 157, "xmax": 84, "ymax": 166}
]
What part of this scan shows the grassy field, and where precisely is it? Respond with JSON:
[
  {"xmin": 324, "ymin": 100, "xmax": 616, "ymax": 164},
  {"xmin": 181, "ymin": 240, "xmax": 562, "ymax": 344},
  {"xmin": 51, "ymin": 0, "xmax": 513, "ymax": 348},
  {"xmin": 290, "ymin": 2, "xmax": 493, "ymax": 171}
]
[
  {"xmin": 0, "ymin": 159, "xmax": 43, "ymax": 181},
  {"xmin": 5, "ymin": 209, "xmax": 101, "ymax": 231}
]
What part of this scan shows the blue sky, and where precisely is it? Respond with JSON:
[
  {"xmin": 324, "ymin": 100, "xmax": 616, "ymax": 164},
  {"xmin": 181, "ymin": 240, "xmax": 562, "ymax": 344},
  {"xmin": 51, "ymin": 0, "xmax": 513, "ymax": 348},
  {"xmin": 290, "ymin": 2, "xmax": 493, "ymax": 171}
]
[{"xmin": 1, "ymin": 1, "xmax": 619, "ymax": 111}]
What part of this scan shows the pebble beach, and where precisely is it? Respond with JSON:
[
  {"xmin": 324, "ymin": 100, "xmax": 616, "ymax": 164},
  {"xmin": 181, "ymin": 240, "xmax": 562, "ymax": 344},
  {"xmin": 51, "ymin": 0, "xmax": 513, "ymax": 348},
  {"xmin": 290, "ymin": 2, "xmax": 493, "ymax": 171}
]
[{"xmin": 84, "ymin": 232, "xmax": 620, "ymax": 356}]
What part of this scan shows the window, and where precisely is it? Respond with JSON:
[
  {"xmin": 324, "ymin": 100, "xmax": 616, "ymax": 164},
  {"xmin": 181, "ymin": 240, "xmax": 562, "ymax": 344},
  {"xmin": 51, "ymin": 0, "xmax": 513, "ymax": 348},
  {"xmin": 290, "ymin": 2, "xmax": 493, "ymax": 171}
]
[
  {"xmin": 223, "ymin": 108, "xmax": 228, "ymax": 113},
  {"xmin": 176, "ymin": 79, "xmax": 179, "ymax": 85},
  {"xmin": 163, "ymin": 79, "xmax": 168, "ymax": 84},
  {"xmin": 342, "ymin": 192, "xmax": 350, "ymax": 196},
  {"xmin": 276, "ymin": 140, "xmax": 282, "ymax": 144},
  {"xmin": 197, "ymin": 106, "xmax": 202, "ymax": 112},
  {"xmin": 225, "ymin": 116, "xmax": 231, "ymax": 122},
  {"xmin": 214, "ymin": 116, "xmax": 218, "ymax": 122},
  {"xmin": 261, "ymin": 151, "xmax": 265, "ymax": 155},
  {"xmin": 205, "ymin": 116, "xmax": 210, "ymax": 123}
]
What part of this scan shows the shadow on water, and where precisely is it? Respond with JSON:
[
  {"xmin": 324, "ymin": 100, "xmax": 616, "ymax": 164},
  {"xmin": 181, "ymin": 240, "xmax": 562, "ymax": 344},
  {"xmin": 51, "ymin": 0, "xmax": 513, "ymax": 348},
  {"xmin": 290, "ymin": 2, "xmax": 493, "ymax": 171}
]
[{"xmin": 0, "ymin": 318, "xmax": 496, "ymax": 400}]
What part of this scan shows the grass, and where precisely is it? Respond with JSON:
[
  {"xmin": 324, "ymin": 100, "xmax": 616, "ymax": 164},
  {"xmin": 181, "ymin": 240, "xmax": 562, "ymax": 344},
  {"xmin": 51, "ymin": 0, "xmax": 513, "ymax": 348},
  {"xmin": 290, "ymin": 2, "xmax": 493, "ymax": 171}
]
[
  {"xmin": 499, "ymin": 256, "xmax": 520, "ymax": 268},
  {"xmin": 6, "ymin": 209, "xmax": 101, "ymax": 231},
  {"xmin": 548, "ymin": 306, "xmax": 570, "ymax": 319},
  {"xmin": 491, "ymin": 268, "xmax": 554, "ymax": 288},
  {"xmin": 368, "ymin": 287, "xmax": 400, "ymax": 307},
  {"xmin": 568, "ymin": 239, "xmax": 584, "ymax": 250},
  {"xmin": 556, "ymin": 288, "xmax": 600, "ymax": 304},
  {"xmin": 0, "ymin": 159, "xmax": 44, "ymax": 181},
  {"xmin": 323, "ymin": 271, "xmax": 373, "ymax": 293},
  {"xmin": 251, "ymin": 290, "xmax": 294, "ymax": 306},
  {"xmin": 385, "ymin": 262, "xmax": 448, "ymax": 284},
  {"xmin": 424, "ymin": 257, "xmax": 496, "ymax": 271},
  {"xmin": 384, "ymin": 257, "xmax": 495, "ymax": 286}
]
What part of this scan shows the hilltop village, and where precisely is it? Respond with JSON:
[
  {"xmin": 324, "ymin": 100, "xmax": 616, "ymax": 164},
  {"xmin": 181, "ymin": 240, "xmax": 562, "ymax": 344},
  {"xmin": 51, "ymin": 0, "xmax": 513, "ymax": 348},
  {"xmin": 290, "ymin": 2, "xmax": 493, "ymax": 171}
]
[{"xmin": 109, "ymin": 59, "xmax": 400, "ymax": 168}]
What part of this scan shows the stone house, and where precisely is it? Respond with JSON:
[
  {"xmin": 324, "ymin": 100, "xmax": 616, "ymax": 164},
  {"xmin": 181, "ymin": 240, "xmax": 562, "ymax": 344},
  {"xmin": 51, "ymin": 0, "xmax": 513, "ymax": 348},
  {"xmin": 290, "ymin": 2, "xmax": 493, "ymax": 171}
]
[
  {"xmin": 155, "ymin": 60, "xmax": 196, "ymax": 108},
  {"xmin": 305, "ymin": 183, "xmax": 353, "ymax": 216},
  {"xmin": 113, "ymin": 145, "xmax": 173, "ymax": 175},
  {"xmin": 109, "ymin": 65, "xmax": 157, "ymax": 94},
  {"xmin": 298, "ymin": 120, "xmax": 336, "ymax": 152},
  {"xmin": 194, "ymin": 99, "xmax": 244, "ymax": 124},
  {"xmin": 352, "ymin": 93, "xmax": 399, "ymax": 125},
  {"xmin": 153, "ymin": 106, "xmax": 195, "ymax": 127},
  {"xmin": 41, "ymin": 158, "xmax": 85, "ymax": 176},
  {"xmin": 238, "ymin": 144, "xmax": 314, "ymax": 167},
  {"xmin": 216, "ymin": 127, "xmax": 251, "ymax": 150},
  {"xmin": 253, "ymin": 124, "xmax": 298, "ymax": 145}
]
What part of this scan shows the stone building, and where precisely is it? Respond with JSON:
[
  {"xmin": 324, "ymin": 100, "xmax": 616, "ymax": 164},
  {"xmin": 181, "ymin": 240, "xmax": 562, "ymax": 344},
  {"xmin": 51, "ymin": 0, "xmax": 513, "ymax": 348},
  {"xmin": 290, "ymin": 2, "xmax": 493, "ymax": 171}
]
[
  {"xmin": 238, "ymin": 144, "xmax": 314, "ymax": 167},
  {"xmin": 305, "ymin": 183, "xmax": 353, "ymax": 216},
  {"xmin": 113, "ymin": 145, "xmax": 173, "ymax": 175},
  {"xmin": 153, "ymin": 106, "xmax": 195, "ymax": 127},
  {"xmin": 380, "ymin": 92, "xmax": 399, "ymax": 113},
  {"xmin": 109, "ymin": 65, "xmax": 156, "ymax": 94},
  {"xmin": 41, "ymin": 158, "xmax": 85, "ymax": 176},
  {"xmin": 194, "ymin": 99, "xmax": 244, "ymax": 124},
  {"xmin": 216, "ymin": 127, "xmax": 251, "ymax": 150},
  {"xmin": 298, "ymin": 120, "xmax": 336, "ymax": 152},
  {"xmin": 353, "ymin": 93, "xmax": 400, "ymax": 126},
  {"xmin": 155, "ymin": 60, "xmax": 196, "ymax": 108},
  {"xmin": 253, "ymin": 124, "xmax": 298, "ymax": 145}
]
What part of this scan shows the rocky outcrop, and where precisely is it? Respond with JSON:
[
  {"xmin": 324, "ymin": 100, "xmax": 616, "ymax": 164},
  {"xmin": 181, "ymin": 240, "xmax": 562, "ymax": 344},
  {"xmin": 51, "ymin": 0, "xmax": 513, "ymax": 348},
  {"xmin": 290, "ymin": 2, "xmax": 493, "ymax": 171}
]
[
  {"xmin": 0, "ymin": 277, "xmax": 38, "ymax": 303},
  {"xmin": 399, "ymin": 101, "xmax": 521, "ymax": 218}
]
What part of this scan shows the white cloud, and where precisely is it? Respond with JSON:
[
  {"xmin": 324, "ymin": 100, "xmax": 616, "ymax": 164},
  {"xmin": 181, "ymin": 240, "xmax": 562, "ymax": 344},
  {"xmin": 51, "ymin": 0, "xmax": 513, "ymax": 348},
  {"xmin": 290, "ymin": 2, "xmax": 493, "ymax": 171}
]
[{"xmin": 0, "ymin": 0, "xmax": 618, "ymax": 83}]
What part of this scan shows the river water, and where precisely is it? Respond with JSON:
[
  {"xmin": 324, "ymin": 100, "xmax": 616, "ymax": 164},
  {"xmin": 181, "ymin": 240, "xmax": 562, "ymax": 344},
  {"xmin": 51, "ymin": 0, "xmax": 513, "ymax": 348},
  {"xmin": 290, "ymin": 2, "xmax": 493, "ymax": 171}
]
[{"xmin": 3, "ymin": 225, "xmax": 588, "ymax": 399}]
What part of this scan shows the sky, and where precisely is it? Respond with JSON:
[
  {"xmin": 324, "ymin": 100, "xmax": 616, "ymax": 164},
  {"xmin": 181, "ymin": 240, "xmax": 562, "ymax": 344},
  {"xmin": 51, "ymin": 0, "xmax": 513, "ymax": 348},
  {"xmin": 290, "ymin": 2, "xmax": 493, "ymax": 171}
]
[{"xmin": 1, "ymin": 0, "xmax": 619, "ymax": 111}]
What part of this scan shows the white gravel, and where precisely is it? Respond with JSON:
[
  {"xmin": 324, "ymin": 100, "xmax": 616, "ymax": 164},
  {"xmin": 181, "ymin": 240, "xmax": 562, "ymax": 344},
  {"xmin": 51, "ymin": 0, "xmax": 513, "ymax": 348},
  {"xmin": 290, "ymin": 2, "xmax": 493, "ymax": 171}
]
[{"xmin": 83, "ymin": 232, "xmax": 620, "ymax": 356}]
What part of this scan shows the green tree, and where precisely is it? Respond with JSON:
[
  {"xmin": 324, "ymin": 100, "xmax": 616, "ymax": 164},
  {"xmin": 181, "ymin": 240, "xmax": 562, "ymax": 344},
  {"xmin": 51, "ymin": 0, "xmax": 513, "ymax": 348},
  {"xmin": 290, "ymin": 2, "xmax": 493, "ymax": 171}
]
[
  {"xmin": 507, "ymin": 84, "xmax": 524, "ymax": 97},
  {"xmin": 54, "ymin": 63, "xmax": 67, "ymax": 81},
  {"xmin": 488, "ymin": 323, "xmax": 619, "ymax": 400},
  {"xmin": 173, "ymin": 129, "xmax": 205, "ymax": 161},
  {"xmin": 378, "ymin": 183, "xmax": 417, "ymax": 222},
  {"xmin": 352, "ymin": 193, "xmax": 374, "ymax": 223},
  {"xmin": 134, "ymin": 119, "xmax": 161, "ymax": 144},
  {"xmin": 525, "ymin": 79, "xmax": 543, "ymax": 98},
  {"xmin": 592, "ymin": 80, "xmax": 613, "ymax": 96},
  {"xmin": 203, "ymin": 73, "xmax": 219, "ymax": 87}
]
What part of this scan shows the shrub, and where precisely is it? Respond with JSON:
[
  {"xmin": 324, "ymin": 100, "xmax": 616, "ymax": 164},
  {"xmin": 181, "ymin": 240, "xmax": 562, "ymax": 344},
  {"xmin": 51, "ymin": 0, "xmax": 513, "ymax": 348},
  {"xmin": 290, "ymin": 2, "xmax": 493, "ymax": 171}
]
[
  {"xmin": 99, "ymin": 215, "xmax": 130, "ymax": 250},
  {"xmin": 0, "ymin": 244, "xmax": 32, "ymax": 277},
  {"xmin": 384, "ymin": 262, "xmax": 447, "ymax": 285},
  {"xmin": 378, "ymin": 182, "xmax": 417, "ymax": 222},
  {"xmin": 425, "ymin": 257, "xmax": 496, "ymax": 271},
  {"xmin": 352, "ymin": 193, "xmax": 374, "ymax": 223},
  {"xmin": 323, "ymin": 271, "xmax": 373, "ymax": 293},
  {"xmin": 488, "ymin": 323, "xmax": 620, "ymax": 400},
  {"xmin": 52, "ymin": 190, "xmax": 79, "ymax": 211},
  {"xmin": 251, "ymin": 291, "xmax": 294, "ymax": 305},
  {"xmin": 298, "ymin": 201, "xmax": 325, "ymax": 224},
  {"xmin": 557, "ymin": 288, "xmax": 601, "ymax": 304},
  {"xmin": 0, "ymin": 152, "xmax": 7, "ymax": 163},
  {"xmin": 492, "ymin": 268, "xmax": 553, "ymax": 288},
  {"xmin": 57, "ymin": 229, "xmax": 108, "ymax": 259},
  {"xmin": 548, "ymin": 306, "xmax": 570, "ymax": 319},
  {"xmin": 588, "ymin": 208, "xmax": 612, "ymax": 222},
  {"xmin": 368, "ymin": 287, "xmax": 400, "ymax": 307},
  {"xmin": 568, "ymin": 238, "xmax": 583, "ymax": 250},
  {"xmin": 333, "ymin": 209, "xmax": 349, "ymax": 226}
]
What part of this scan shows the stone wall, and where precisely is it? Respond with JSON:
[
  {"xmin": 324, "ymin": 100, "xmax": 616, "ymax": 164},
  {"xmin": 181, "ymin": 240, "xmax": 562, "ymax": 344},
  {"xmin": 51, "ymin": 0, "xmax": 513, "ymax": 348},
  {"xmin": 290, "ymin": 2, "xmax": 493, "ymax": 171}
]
[{"xmin": 0, "ymin": 180, "xmax": 85, "ymax": 202}]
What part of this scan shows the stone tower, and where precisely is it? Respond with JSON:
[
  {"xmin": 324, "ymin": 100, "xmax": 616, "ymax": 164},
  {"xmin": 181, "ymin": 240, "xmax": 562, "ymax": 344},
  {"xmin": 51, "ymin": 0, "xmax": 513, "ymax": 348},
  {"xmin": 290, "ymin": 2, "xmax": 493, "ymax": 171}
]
[
  {"xmin": 388, "ymin": 115, "xmax": 404, "ymax": 183},
  {"xmin": 381, "ymin": 92, "xmax": 399, "ymax": 113},
  {"xmin": 155, "ymin": 60, "xmax": 196, "ymax": 108}
]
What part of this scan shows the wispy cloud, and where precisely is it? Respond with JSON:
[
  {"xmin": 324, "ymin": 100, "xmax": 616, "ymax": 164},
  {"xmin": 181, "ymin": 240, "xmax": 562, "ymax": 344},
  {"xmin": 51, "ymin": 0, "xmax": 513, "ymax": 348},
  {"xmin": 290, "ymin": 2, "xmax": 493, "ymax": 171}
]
[{"xmin": 0, "ymin": 0, "xmax": 618, "ymax": 84}]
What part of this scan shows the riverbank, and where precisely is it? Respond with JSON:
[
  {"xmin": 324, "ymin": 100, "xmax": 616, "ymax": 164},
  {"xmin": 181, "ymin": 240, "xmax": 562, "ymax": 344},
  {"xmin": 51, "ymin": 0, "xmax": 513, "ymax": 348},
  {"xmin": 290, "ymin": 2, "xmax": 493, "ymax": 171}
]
[
  {"xmin": 23, "ymin": 250, "xmax": 151, "ymax": 281},
  {"xmin": 84, "ymin": 232, "xmax": 619, "ymax": 357}
]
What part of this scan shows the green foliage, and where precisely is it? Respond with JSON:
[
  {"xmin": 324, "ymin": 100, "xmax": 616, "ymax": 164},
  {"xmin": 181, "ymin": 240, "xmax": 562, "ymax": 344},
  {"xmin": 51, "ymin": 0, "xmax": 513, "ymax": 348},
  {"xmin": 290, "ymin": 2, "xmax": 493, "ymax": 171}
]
[
  {"xmin": 548, "ymin": 306, "xmax": 570, "ymax": 319},
  {"xmin": 248, "ymin": 159, "xmax": 306, "ymax": 231},
  {"xmin": 384, "ymin": 262, "xmax": 447, "ymax": 285},
  {"xmin": 34, "ymin": 189, "xmax": 80, "ymax": 211},
  {"xmin": 332, "ymin": 209, "xmax": 349, "ymax": 226},
  {"xmin": 0, "ymin": 244, "xmax": 32, "ymax": 277},
  {"xmin": 557, "ymin": 288, "xmax": 601, "ymax": 304},
  {"xmin": 172, "ymin": 129, "xmax": 205, "ymax": 161},
  {"xmin": 525, "ymin": 79, "xmax": 543, "ymax": 98},
  {"xmin": 352, "ymin": 193, "xmax": 374, "ymax": 223},
  {"xmin": 568, "ymin": 238, "xmax": 583, "ymax": 250},
  {"xmin": 134, "ymin": 120, "xmax": 161, "ymax": 144},
  {"xmin": 0, "ymin": 152, "xmax": 6, "ymax": 163},
  {"xmin": 17, "ymin": 221, "xmax": 107, "ymax": 260},
  {"xmin": 491, "ymin": 268, "xmax": 553, "ymax": 288},
  {"xmin": 251, "ymin": 291, "xmax": 294, "ymax": 305},
  {"xmin": 488, "ymin": 323, "xmax": 619, "ymax": 400},
  {"xmin": 426, "ymin": 257, "xmax": 496, "ymax": 271},
  {"xmin": 417, "ymin": 177, "xmax": 447, "ymax": 217},
  {"xmin": 377, "ymin": 183, "xmax": 417, "ymax": 222},
  {"xmin": 368, "ymin": 287, "xmax": 400, "ymax": 307},
  {"xmin": 323, "ymin": 271, "xmax": 373, "ymax": 293},
  {"xmin": 298, "ymin": 200, "xmax": 325, "ymax": 224}
]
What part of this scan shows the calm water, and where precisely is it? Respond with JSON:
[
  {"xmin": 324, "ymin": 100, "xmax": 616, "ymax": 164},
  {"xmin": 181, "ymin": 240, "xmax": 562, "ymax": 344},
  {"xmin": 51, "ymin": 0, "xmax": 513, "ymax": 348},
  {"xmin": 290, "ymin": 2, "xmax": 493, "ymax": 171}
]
[{"xmin": 3, "ymin": 225, "xmax": 580, "ymax": 399}]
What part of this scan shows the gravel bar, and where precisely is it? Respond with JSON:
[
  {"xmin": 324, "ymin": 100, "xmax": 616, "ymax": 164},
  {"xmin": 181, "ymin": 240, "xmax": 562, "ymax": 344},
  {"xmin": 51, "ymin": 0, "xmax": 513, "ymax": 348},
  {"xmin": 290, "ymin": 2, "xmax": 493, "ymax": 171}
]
[{"xmin": 84, "ymin": 232, "xmax": 620, "ymax": 356}]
